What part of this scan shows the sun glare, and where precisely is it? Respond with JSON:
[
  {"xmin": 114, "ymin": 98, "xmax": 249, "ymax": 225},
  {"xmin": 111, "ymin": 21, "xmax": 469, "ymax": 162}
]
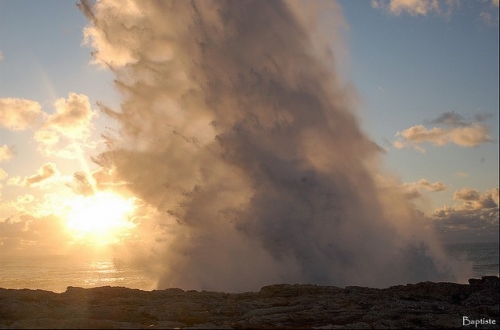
[{"xmin": 65, "ymin": 191, "xmax": 136, "ymax": 244}]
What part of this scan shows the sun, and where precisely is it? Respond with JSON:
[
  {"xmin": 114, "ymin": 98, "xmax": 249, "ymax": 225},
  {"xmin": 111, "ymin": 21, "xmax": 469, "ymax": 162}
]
[{"xmin": 65, "ymin": 191, "xmax": 136, "ymax": 244}]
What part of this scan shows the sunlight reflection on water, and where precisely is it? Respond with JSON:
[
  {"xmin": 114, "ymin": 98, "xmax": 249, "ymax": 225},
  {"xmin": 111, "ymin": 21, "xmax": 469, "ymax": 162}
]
[{"xmin": 0, "ymin": 255, "xmax": 156, "ymax": 293}]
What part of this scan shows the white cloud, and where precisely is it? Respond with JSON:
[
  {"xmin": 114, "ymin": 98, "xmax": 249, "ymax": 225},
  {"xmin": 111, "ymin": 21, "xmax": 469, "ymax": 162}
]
[
  {"xmin": 0, "ymin": 191, "xmax": 67, "ymax": 225},
  {"xmin": 371, "ymin": 0, "xmax": 443, "ymax": 16},
  {"xmin": 394, "ymin": 124, "xmax": 491, "ymax": 151},
  {"xmin": 0, "ymin": 168, "xmax": 7, "ymax": 199},
  {"xmin": 402, "ymin": 178, "xmax": 448, "ymax": 199},
  {"xmin": 415, "ymin": 178, "xmax": 447, "ymax": 192},
  {"xmin": 390, "ymin": 0, "xmax": 440, "ymax": 16},
  {"xmin": 0, "ymin": 145, "xmax": 15, "ymax": 163},
  {"xmin": 393, "ymin": 112, "xmax": 492, "ymax": 151},
  {"xmin": 33, "ymin": 130, "xmax": 60, "ymax": 148},
  {"xmin": 0, "ymin": 212, "xmax": 69, "ymax": 255},
  {"xmin": 0, "ymin": 168, "xmax": 7, "ymax": 181},
  {"xmin": 16, "ymin": 194, "xmax": 36, "ymax": 204},
  {"xmin": 0, "ymin": 98, "xmax": 42, "ymax": 131},
  {"xmin": 478, "ymin": 0, "xmax": 499, "ymax": 26},
  {"xmin": 479, "ymin": 10, "xmax": 499, "ymax": 26},
  {"xmin": 371, "ymin": 0, "xmax": 499, "ymax": 22},
  {"xmin": 33, "ymin": 93, "xmax": 98, "ymax": 159},
  {"xmin": 7, "ymin": 163, "xmax": 61, "ymax": 188},
  {"xmin": 431, "ymin": 188, "xmax": 499, "ymax": 243},
  {"xmin": 1, "ymin": 94, "xmax": 97, "ymax": 159},
  {"xmin": 0, "ymin": 193, "xmax": 36, "ymax": 213},
  {"xmin": 371, "ymin": 0, "xmax": 384, "ymax": 9},
  {"xmin": 43, "ymin": 93, "xmax": 96, "ymax": 140},
  {"xmin": 453, "ymin": 187, "xmax": 498, "ymax": 210},
  {"xmin": 6, "ymin": 176, "xmax": 22, "ymax": 187}
]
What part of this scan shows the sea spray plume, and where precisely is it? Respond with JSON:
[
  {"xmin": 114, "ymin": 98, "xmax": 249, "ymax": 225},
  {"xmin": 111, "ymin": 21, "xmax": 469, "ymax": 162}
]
[{"xmin": 79, "ymin": 0, "xmax": 466, "ymax": 292}]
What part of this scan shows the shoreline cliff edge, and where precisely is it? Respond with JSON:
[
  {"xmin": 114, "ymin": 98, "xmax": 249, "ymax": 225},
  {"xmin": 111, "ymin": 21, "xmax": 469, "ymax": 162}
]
[{"xmin": 0, "ymin": 276, "xmax": 498, "ymax": 329}]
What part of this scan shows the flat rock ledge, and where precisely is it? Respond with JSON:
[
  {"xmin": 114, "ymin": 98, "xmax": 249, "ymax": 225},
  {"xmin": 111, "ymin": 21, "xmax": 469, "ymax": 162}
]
[{"xmin": 1, "ymin": 276, "xmax": 498, "ymax": 329}]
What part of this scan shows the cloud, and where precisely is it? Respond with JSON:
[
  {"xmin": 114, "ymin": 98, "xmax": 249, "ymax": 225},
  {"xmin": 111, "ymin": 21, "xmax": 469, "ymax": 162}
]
[
  {"xmin": 394, "ymin": 124, "xmax": 491, "ymax": 149},
  {"xmin": 393, "ymin": 112, "xmax": 492, "ymax": 151},
  {"xmin": 403, "ymin": 187, "xmax": 422, "ymax": 199},
  {"xmin": 431, "ymin": 188, "xmax": 499, "ymax": 243},
  {"xmin": 65, "ymin": 171, "xmax": 95, "ymax": 196},
  {"xmin": 418, "ymin": 179, "xmax": 447, "ymax": 191},
  {"xmin": 479, "ymin": 10, "xmax": 499, "ymax": 26},
  {"xmin": 0, "ymin": 98, "xmax": 42, "ymax": 131},
  {"xmin": 479, "ymin": 0, "xmax": 499, "ymax": 26},
  {"xmin": 0, "ymin": 169, "xmax": 7, "ymax": 198},
  {"xmin": 0, "ymin": 188, "xmax": 144, "ymax": 259},
  {"xmin": 390, "ymin": 0, "xmax": 440, "ymax": 16},
  {"xmin": 1, "ymin": 94, "xmax": 97, "ymax": 159},
  {"xmin": 0, "ymin": 212, "xmax": 70, "ymax": 256},
  {"xmin": 371, "ymin": 0, "xmax": 384, "ymax": 9},
  {"xmin": 453, "ymin": 187, "xmax": 499, "ymax": 210},
  {"xmin": 43, "ymin": 93, "xmax": 97, "ymax": 139},
  {"xmin": 430, "ymin": 111, "xmax": 468, "ymax": 127},
  {"xmin": 23, "ymin": 163, "xmax": 60, "ymax": 187},
  {"xmin": 7, "ymin": 163, "xmax": 61, "ymax": 188},
  {"xmin": 408, "ymin": 178, "xmax": 447, "ymax": 192},
  {"xmin": 0, "ymin": 51, "xmax": 3, "ymax": 61},
  {"xmin": 0, "ymin": 168, "xmax": 7, "ymax": 181},
  {"xmin": 33, "ymin": 130, "xmax": 60, "ymax": 149},
  {"xmin": 33, "ymin": 93, "xmax": 98, "ymax": 159},
  {"xmin": 79, "ymin": 0, "xmax": 464, "ymax": 291},
  {"xmin": 371, "ymin": 0, "xmax": 443, "ymax": 16},
  {"xmin": 402, "ymin": 178, "xmax": 447, "ymax": 199},
  {"xmin": 0, "ymin": 145, "xmax": 15, "ymax": 163},
  {"xmin": 372, "ymin": 0, "xmax": 498, "ymax": 24},
  {"xmin": 455, "ymin": 172, "xmax": 469, "ymax": 178}
]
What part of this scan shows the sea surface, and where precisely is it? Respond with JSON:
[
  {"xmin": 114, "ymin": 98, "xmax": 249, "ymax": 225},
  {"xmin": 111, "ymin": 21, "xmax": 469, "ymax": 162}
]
[
  {"xmin": 0, "ymin": 254, "xmax": 156, "ymax": 293},
  {"xmin": 442, "ymin": 241, "xmax": 499, "ymax": 279},
  {"xmin": 0, "ymin": 241, "xmax": 498, "ymax": 293}
]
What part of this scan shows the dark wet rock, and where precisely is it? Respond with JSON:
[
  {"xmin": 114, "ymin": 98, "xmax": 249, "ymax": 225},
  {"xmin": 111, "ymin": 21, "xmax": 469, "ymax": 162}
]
[{"xmin": 0, "ymin": 277, "xmax": 498, "ymax": 329}]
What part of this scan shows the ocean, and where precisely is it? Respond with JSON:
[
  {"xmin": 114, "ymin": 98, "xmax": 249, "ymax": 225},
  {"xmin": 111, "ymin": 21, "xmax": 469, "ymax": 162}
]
[
  {"xmin": 442, "ymin": 241, "xmax": 499, "ymax": 279},
  {"xmin": 0, "ymin": 254, "xmax": 156, "ymax": 293},
  {"xmin": 0, "ymin": 241, "xmax": 498, "ymax": 293}
]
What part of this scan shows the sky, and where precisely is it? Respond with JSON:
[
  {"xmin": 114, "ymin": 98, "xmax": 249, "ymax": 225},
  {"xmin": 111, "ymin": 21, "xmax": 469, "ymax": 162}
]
[
  {"xmin": 0, "ymin": 0, "xmax": 498, "ymax": 290},
  {"xmin": 340, "ymin": 0, "xmax": 499, "ymax": 243}
]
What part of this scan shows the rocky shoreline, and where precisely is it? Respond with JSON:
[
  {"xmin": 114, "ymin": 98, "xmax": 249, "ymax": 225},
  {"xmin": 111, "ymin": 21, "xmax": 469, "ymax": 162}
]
[{"xmin": 0, "ymin": 276, "xmax": 498, "ymax": 329}]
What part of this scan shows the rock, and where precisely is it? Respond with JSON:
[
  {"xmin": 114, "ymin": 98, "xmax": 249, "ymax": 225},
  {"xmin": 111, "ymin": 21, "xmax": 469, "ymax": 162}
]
[{"xmin": 0, "ymin": 277, "xmax": 498, "ymax": 329}]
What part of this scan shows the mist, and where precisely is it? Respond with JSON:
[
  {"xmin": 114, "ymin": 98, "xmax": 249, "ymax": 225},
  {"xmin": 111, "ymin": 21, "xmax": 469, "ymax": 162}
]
[{"xmin": 78, "ymin": 0, "xmax": 468, "ymax": 292}]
